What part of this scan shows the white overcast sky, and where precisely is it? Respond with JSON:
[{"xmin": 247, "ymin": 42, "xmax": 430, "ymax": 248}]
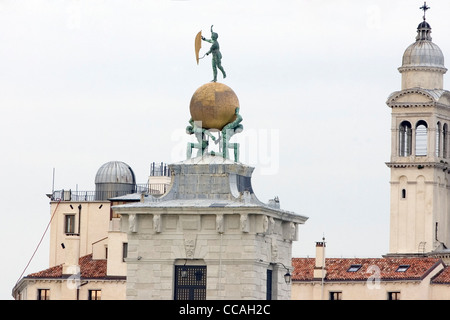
[{"xmin": 2, "ymin": 0, "xmax": 450, "ymax": 299}]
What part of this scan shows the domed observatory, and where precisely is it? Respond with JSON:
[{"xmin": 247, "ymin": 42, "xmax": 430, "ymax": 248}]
[{"xmin": 95, "ymin": 161, "xmax": 136, "ymax": 200}]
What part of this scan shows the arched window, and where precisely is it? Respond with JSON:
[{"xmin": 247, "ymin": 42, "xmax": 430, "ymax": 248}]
[
  {"xmin": 399, "ymin": 121, "xmax": 412, "ymax": 157},
  {"xmin": 444, "ymin": 124, "xmax": 448, "ymax": 158},
  {"xmin": 416, "ymin": 120, "xmax": 428, "ymax": 156},
  {"xmin": 436, "ymin": 122, "xmax": 441, "ymax": 157}
]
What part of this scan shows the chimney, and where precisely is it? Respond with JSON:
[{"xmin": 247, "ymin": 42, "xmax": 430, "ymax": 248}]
[
  {"xmin": 313, "ymin": 241, "xmax": 326, "ymax": 280},
  {"xmin": 62, "ymin": 236, "xmax": 80, "ymax": 275}
]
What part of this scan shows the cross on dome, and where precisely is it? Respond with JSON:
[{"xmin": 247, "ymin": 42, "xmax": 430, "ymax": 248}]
[{"xmin": 420, "ymin": 2, "xmax": 430, "ymax": 21}]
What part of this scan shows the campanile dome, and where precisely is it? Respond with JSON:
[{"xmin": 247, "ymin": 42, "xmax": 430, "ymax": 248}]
[
  {"xmin": 401, "ymin": 21, "xmax": 445, "ymax": 70},
  {"xmin": 399, "ymin": 19, "xmax": 447, "ymax": 90}
]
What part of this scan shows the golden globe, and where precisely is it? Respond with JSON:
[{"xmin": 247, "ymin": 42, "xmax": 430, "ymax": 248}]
[{"xmin": 189, "ymin": 82, "xmax": 240, "ymax": 130}]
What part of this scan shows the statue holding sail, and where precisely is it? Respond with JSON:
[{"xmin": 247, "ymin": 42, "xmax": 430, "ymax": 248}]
[
  {"xmin": 189, "ymin": 25, "xmax": 242, "ymax": 162},
  {"xmin": 195, "ymin": 25, "xmax": 226, "ymax": 82}
]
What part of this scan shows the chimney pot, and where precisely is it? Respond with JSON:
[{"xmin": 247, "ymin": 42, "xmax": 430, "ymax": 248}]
[{"xmin": 313, "ymin": 240, "xmax": 327, "ymax": 280}]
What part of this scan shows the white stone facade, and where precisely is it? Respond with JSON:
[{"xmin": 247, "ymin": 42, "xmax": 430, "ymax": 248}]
[{"xmin": 386, "ymin": 19, "xmax": 450, "ymax": 255}]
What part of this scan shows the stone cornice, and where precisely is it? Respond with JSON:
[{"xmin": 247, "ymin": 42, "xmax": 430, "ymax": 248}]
[
  {"xmin": 114, "ymin": 204, "xmax": 308, "ymax": 224},
  {"xmin": 385, "ymin": 161, "xmax": 448, "ymax": 170},
  {"xmin": 387, "ymin": 102, "xmax": 450, "ymax": 110},
  {"xmin": 387, "ymin": 88, "xmax": 434, "ymax": 108},
  {"xmin": 386, "ymin": 88, "xmax": 450, "ymax": 109},
  {"xmin": 388, "ymin": 102, "xmax": 434, "ymax": 109},
  {"xmin": 398, "ymin": 66, "xmax": 448, "ymax": 74}
]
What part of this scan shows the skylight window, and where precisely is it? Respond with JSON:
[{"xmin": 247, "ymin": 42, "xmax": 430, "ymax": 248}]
[
  {"xmin": 347, "ymin": 264, "xmax": 362, "ymax": 272},
  {"xmin": 396, "ymin": 265, "xmax": 410, "ymax": 272}
]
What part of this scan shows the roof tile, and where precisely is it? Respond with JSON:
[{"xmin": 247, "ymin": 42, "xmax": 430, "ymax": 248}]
[
  {"xmin": 27, "ymin": 264, "xmax": 62, "ymax": 278},
  {"xmin": 431, "ymin": 265, "xmax": 450, "ymax": 284},
  {"xmin": 26, "ymin": 254, "xmax": 107, "ymax": 279},
  {"xmin": 292, "ymin": 257, "xmax": 442, "ymax": 282}
]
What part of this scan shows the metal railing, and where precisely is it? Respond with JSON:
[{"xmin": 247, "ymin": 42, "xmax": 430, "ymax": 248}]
[
  {"xmin": 51, "ymin": 183, "xmax": 169, "ymax": 202},
  {"xmin": 150, "ymin": 162, "xmax": 171, "ymax": 177}
]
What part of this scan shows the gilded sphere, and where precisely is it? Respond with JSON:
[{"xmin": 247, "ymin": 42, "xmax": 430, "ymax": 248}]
[{"xmin": 189, "ymin": 82, "xmax": 240, "ymax": 130}]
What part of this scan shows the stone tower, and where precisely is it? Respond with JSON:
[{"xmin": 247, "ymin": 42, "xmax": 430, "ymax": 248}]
[
  {"xmin": 113, "ymin": 82, "xmax": 307, "ymax": 300},
  {"xmin": 386, "ymin": 8, "xmax": 450, "ymax": 255}
]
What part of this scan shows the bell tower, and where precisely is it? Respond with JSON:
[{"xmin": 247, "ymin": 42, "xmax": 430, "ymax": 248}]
[{"xmin": 386, "ymin": 3, "xmax": 450, "ymax": 255}]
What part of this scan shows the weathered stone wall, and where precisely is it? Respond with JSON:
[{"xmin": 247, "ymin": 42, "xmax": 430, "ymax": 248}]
[
  {"xmin": 113, "ymin": 157, "xmax": 307, "ymax": 300},
  {"xmin": 121, "ymin": 211, "xmax": 297, "ymax": 300}
]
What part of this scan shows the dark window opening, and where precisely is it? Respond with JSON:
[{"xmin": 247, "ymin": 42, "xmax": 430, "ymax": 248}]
[
  {"xmin": 436, "ymin": 122, "xmax": 441, "ymax": 157},
  {"xmin": 266, "ymin": 269, "xmax": 273, "ymax": 300},
  {"xmin": 329, "ymin": 291, "xmax": 342, "ymax": 300},
  {"xmin": 122, "ymin": 243, "xmax": 128, "ymax": 262},
  {"xmin": 37, "ymin": 289, "xmax": 50, "ymax": 300},
  {"xmin": 88, "ymin": 290, "xmax": 102, "ymax": 300},
  {"xmin": 64, "ymin": 214, "xmax": 76, "ymax": 234},
  {"xmin": 444, "ymin": 124, "xmax": 448, "ymax": 158},
  {"xmin": 388, "ymin": 291, "xmax": 401, "ymax": 300},
  {"xmin": 396, "ymin": 265, "xmax": 410, "ymax": 272},
  {"xmin": 347, "ymin": 264, "xmax": 362, "ymax": 272},
  {"xmin": 399, "ymin": 121, "xmax": 412, "ymax": 156},
  {"xmin": 174, "ymin": 265, "xmax": 207, "ymax": 300}
]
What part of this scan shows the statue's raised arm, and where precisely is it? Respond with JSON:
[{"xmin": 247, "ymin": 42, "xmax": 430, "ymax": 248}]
[{"xmin": 201, "ymin": 25, "xmax": 215, "ymax": 44}]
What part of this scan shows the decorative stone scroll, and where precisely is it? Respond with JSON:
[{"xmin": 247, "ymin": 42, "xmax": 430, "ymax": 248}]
[
  {"xmin": 216, "ymin": 214, "xmax": 224, "ymax": 233},
  {"xmin": 129, "ymin": 214, "xmax": 137, "ymax": 233},
  {"xmin": 153, "ymin": 214, "xmax": 161, "ymax": 233},
  {"xmin": 240, "ymin": 214, "xmax": 249, "ymax": 233}
]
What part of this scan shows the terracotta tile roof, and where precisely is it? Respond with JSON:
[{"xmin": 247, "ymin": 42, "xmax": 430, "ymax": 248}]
[
  {"xmin": 291, "ymin": 258, "xmax": 315, "ymax": 281},
  {"xmin": 79, "ymin": 254, "xmax": 107, "ymax": 278},
  {"xmin": 431, "ymin": 265, "xmax": 450, "ymax": 284},
  {"xmin": 27, "ymin": 264, "xmax": 63, "ymax": 278},
  {"xmin": 26, "ymin": 254, "xmax": 108, "ymax": 279},
  {"xmin": 292, "ymin": 257, "xmax": 443, "ymax": 282}
]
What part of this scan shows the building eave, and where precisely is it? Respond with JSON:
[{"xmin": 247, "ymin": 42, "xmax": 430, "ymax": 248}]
[{"xmin": 113, "ymin": 202, "xmax": 308, "ymax": 224}]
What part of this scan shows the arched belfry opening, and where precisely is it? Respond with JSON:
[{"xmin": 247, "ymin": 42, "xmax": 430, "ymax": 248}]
[
  {"xmin": 415, "ymin": 120, "xmax": 428, "ymax": 157},
  {"xmin": 399, "ymin": 121, "xmax": 412, "ymax": 157}
]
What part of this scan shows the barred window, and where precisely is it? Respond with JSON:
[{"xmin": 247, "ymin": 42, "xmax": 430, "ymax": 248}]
[{"xmin": 174, "ymin": 265, "xmax": 206, "ymax": 300}]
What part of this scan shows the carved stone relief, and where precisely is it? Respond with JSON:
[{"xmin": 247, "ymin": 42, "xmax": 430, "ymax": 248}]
[{"xmin": 184, "ymin": 232, "xmax": 197, "ymax": 259}]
